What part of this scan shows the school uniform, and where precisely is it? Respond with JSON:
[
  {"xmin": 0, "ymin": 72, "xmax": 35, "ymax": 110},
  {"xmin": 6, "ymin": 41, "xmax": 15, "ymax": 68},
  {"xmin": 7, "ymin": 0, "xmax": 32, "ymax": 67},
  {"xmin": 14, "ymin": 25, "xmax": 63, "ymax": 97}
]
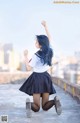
[{"xmin": 19, "ymin": 52, "xmax": 56, "ymax": 96}]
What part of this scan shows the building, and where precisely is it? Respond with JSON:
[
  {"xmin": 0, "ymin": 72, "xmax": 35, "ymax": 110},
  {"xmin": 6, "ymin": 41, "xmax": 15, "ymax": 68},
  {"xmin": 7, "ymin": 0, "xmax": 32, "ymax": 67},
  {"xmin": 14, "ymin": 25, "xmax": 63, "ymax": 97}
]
[
  {"xmin": 63, "ymin": 55, "xmax": 80, "ymax": 85},
  {"xmin": 0, "ymin": 43, "xmax": 4, "ymax": 71},
  {"xmin": 3, "ymin": 43, "xmax": 13, "ymax": 64},
  {"xmin": 0, "ymin": 43, "xmax": 21, "ymax": 72}
]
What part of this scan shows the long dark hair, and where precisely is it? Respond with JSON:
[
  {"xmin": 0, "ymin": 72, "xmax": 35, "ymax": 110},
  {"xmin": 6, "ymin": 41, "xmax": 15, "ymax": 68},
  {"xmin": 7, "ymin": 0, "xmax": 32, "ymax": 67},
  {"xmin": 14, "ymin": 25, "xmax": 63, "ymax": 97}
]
[{"xmin": 36, "ymin": 35, "xmax": 53, "ymax": 66}]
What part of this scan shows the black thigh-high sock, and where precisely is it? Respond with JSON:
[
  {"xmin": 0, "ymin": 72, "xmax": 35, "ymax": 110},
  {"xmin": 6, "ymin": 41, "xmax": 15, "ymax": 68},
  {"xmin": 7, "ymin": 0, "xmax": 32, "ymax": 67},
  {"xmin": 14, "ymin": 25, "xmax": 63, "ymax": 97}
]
[
  {"xmin": 42, "ymin": 100, "xmax": 55, "ymax": 111},
  {"xmin": 31, "ymin": 103, "xmax": 40, "ymax": 112}
]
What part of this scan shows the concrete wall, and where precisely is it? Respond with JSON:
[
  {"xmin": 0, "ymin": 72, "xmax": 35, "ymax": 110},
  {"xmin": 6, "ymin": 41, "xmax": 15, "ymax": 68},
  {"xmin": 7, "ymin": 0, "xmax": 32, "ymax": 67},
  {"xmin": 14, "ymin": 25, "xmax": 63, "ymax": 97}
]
[
  {"xmin": 52, "ymin": 76, "xmax": 80, "ymax": 101},
  {"xmin": 0, "ymin": 72, "xmax": 31, "ymax": 84}
]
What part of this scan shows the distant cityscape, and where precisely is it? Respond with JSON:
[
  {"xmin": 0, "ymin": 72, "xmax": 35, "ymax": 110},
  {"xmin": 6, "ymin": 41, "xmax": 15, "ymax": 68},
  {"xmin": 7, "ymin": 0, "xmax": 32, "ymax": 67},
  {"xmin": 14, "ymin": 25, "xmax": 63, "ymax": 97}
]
[
  {"xmin": 0, "ymin": 43, "xmax": 21, "ymax": 72},
  {"xmin": 0, "ymin": 43, "xmax": 80, "ymax": 85}
]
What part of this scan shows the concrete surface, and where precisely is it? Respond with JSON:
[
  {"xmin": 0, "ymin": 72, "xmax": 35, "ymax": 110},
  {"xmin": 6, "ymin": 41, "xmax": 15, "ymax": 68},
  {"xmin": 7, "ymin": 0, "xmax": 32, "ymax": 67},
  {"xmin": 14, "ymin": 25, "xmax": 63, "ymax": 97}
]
[{"xmin": 0, "ymin": 82, "xmax": 80, "ymax": 123}]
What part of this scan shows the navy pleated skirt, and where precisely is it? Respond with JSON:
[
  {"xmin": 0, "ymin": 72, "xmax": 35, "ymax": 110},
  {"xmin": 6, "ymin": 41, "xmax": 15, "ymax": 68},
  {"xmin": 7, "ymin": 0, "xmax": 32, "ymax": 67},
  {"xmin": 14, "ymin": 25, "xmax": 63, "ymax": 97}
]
[{"xmin": 19, "ymin": 71, "xmax": 56, "ymax": 96}]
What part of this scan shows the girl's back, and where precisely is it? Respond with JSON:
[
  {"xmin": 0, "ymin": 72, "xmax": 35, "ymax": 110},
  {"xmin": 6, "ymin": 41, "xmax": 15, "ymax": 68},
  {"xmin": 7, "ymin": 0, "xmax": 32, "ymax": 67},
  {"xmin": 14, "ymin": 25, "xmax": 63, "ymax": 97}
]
[{"xmin": 29, "ymin": 52, "xmax": 50, "ymax": 73}]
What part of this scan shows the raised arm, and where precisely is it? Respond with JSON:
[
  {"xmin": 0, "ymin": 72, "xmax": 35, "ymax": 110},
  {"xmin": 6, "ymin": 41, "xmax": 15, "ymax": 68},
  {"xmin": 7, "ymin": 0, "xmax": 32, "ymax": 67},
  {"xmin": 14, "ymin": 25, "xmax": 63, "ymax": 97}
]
[{"xmin": 41, "ymin": 21, "xmax": 51, "ymax": 42}]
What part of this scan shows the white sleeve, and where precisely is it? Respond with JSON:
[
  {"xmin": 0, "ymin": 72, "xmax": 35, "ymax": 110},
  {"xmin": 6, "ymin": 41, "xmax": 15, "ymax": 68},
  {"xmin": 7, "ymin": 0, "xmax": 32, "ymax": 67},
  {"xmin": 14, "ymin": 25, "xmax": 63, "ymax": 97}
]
[{"xmin": 29, "ymin": 54, "xmax": 37, "ymax": 67}]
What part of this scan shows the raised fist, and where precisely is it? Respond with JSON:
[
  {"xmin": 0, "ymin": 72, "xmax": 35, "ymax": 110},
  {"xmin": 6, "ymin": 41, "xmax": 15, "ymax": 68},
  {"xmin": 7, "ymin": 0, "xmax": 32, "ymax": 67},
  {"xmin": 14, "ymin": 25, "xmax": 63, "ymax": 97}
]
[{"xmin": 41, "ymin": 20, "xmax": 47, "ymax": 27}]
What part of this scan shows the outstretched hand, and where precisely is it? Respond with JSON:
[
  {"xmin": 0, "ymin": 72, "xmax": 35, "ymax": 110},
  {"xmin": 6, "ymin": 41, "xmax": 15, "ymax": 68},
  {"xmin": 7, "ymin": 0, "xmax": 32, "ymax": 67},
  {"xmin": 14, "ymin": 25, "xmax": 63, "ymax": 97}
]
[
  {"xmin": 41, "ymin": 20, "xmax": 47, "ymax": 27},
  {"xmin": 41, "ymin": 20, "xmax": 51, "ymax": 42},
  {"xmin": 24, "ymin": 49, "xmax": 28, "ymax": 57}
]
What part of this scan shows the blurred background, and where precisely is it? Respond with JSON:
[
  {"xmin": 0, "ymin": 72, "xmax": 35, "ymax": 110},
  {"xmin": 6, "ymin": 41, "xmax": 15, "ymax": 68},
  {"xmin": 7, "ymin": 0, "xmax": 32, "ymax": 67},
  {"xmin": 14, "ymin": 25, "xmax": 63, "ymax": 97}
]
[{"xmin": 0, "ymin": 0, "xmax": 80, "ymax": 85}]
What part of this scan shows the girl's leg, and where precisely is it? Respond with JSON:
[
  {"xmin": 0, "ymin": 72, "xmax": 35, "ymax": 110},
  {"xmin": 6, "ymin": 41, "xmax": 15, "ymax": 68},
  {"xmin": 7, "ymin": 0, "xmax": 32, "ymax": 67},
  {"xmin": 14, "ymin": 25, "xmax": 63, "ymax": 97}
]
[
  {"xmin": 31, "ymin": 94, "xmax": 40, "ymax": 112},
  {"xmin": 42, "ymin": 93, "xmax": 62, "ymax": 115},
  {"xmin": 42, "ymin": 93, "xmax": 55, "ymax": 111}
]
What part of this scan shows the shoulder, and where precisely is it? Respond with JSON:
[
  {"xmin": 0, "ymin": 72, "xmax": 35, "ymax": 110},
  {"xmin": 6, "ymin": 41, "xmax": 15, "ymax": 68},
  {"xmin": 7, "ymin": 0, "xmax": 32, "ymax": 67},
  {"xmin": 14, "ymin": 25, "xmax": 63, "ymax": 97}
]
[
  {"xmin": 31, "ymin": 53, "xmax": 40, "ymax": 61},
  {"xmin": 32, "ymin": 54, "xmax": 37, "ymax": 59},
  {"xmin": 29, "ymin": 54, "xmax": 38, "ymax": 66},
  {"xmin": 35, "ymin": 51, "xmax": 42, "ymax": 58}
]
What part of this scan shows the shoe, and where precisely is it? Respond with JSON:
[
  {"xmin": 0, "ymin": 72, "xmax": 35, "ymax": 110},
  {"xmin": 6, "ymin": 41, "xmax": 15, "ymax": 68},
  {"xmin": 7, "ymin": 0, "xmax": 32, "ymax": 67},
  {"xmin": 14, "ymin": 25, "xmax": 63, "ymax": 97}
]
[
  {"xmin": 26, "ymin": 98, "xmax": 31, "ymax": 118},
  {"xmin": 54, "ymin": 96, "xmax": 62, "ymax": 115}
]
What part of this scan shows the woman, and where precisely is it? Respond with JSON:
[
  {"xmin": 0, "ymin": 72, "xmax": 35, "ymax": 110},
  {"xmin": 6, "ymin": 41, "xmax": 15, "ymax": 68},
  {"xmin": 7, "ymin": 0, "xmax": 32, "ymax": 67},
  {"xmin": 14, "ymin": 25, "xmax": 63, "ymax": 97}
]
[{"xmin": 19, "ymin": 21, "xmax": 62, "ymax": 117}]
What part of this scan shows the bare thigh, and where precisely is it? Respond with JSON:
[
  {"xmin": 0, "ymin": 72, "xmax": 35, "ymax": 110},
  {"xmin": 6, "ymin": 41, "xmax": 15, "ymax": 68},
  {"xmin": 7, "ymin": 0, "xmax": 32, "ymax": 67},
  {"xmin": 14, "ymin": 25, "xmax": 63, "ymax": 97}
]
[{"xmin": 42, "ymin": 93, "xmax": 49, "ymax": 106}]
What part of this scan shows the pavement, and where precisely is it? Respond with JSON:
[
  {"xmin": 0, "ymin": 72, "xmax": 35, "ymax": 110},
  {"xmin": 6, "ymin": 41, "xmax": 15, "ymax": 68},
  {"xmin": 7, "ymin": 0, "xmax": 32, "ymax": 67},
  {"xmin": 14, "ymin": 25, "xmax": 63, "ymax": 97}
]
[{"xmin": 0, "ymin": 81, "xmax": 80, "ymax": 123}]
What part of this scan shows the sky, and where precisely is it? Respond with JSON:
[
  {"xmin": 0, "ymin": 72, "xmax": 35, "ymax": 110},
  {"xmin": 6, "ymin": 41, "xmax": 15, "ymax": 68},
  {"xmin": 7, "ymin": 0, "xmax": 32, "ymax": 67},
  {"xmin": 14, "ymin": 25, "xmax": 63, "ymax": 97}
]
[{"xmin": 0, "ymin": 0, "xmax": 80, "ymax": 57}]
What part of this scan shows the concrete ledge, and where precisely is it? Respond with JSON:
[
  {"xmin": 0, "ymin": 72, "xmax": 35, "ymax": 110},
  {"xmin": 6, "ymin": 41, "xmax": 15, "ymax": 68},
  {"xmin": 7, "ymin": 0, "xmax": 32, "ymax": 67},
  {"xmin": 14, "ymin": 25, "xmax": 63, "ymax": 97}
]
[
  {"xmin": 52, "ymin": 76, "xmax": 80, "ymax": 101},
  {"xmin": 0, "ymin": 72, "xmax": 31, "ymax": 84}
]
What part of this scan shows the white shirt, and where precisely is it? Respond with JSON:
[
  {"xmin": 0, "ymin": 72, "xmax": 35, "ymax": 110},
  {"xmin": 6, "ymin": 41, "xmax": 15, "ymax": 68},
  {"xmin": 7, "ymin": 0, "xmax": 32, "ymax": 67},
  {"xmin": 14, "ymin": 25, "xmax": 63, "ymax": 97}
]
[{"xmin": 29, "ymin": 54, "xmax": 50, "ymax": 73}]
